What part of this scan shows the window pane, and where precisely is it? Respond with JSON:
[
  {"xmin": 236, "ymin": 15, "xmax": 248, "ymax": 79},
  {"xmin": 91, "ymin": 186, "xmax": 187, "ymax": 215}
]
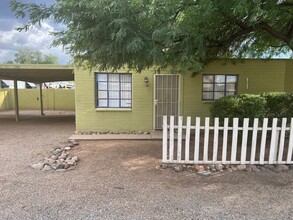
[
  {"xmin": 215, "ymin": 75, "xmax": 225, "ymax": 83},
  {"xmin": 98, "ymin": 100, "xmax": 107, "ymax": 107},
  {"xmin": 96, "ymin": 73, "xmax": 132, "ymax": 108},
  {"xmin": 203, "ymin": 75, "xmax": 214, "ymax": 83},
  {"xmin": 109, "ymin": 100, "xmax": 119, "ymax": 107},
  {"xmin": 98, "ymin": 91, "xmax": 107, "ymax": 98},
  {"xmin": 227, "ymin": 75, "xmax": 237, "ymax": 83},
  {"xmin": 121, "ymin": 91, "xmax": 131, "ymax": 99},
  {"xmin": 226, "ymin": 83, "xmax": 236, "ymax": 91},
  {"xmin": 121, "ymin": 99, "xmax": 131, "ymax": 107},
  {"xmin": 108, "ymin": 82, "xmax": 119, "ymax": 90},
  {"xmin": 203, "ymin": 84, "xmax": 213, "ymax": 92},
  {"xmin": 97, "ymin": 73, "xmax": 107, "ymax": 81},
  {"xmin": 98, "ymin": 82, "xmax": 107, "ymax": 90},
  {"xmin": 109, "ymin": 91, "xmax": 119, "ymax": 98},
  {"xmin": 121, "ymin": 82, "xmax": 131, "ymax": 90},
  {"xmin": 215, "ymin": 83, "xmax": 225, "ymax": 91},
  {"xmin": 203, "ymin": 92, "xmax": 213, "ymax": 100},
  {"xmin": 109, "ymin": 74, "xmax": 119, "ymax": 82},
  {"xmin": 121, "ymin": 74, "xmax": 131, "ymax": 82},
  {"xmin": 226, "ymin": 91, "xmax": 236, "ymax": 96},
  {"xmin": 214, "ymin": 92, "xmax": 225, "ymax": 99}
]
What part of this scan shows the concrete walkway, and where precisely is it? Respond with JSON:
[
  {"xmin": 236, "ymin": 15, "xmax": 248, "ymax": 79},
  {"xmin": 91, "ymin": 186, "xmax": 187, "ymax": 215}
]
[{"xmin": 69, "ymin": 131, "xmax": 163, "ymax": 140}]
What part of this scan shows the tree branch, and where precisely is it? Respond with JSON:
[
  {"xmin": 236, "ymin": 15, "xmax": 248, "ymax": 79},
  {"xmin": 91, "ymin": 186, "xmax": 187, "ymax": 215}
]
[{"xmin": 259, "ymin": 22, "xmax": 293, "ymax": 49}]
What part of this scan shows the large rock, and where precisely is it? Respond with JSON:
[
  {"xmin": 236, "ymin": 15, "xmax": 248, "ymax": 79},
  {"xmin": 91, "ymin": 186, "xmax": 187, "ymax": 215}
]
[
  {"xmin": 264, "ymin": 164, "xmax": 275, "ymax": 170},
  {"xmin": 197, "ymin": 170, "xmax": 212, "ymax": 176},
  {"xmin": 48, "ymin": 159, "xmax": 56, "ymax": 165},
  {"xmin": 58, "ymin": 154, "xmax": 67, "ymax": 160},
  {"xmin": 52, "ymin": 148, "xmax": 62, "ymax": 155},
  {"xmin": 195, "ymin": 165, "xmax": 205, "ymax": 171},
  {"xmin": 64, "ymin": 163, "xmax": 71, "ymax": 169},
  {"xmin": 72, "ymin": 156, "xmax": 79, "ymax": 162},
  {"xmin": 273, "ymin": 165, "xmax": 288, "ymax": 173},
  {"xmin": 51, "ymin": 155, "xmax": 58, "ymax": 160},
  {"xmin": 231, "ymin": 165, "xmax": 238, "ymax": 171},
  {"xmin": 215, "ymin": 163, "xmax": 223, "ymax": 171},
  {"xmin": 174, "ymin": 165, "xmax": 184, "ymax": 172},
  {"xmin": 42, "ymin": 165, "xmax": 52, "ymax": 171},
  {"xmin": 236, "ymin": 164, "xmax": 246, "ymax": 171},
  {"xmin": 31, "ymin": 162, "xmax": 45, "ymax": 170},
  {"xmin": 227, "ymin": 168, "xmax": 233, "ymax": 173}
]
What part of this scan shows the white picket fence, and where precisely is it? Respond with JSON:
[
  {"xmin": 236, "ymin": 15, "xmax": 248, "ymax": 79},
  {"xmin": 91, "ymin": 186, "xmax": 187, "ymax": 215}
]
[{"xmin": 162, "ymin": 116, "xmax": 293, "ymax": 165}]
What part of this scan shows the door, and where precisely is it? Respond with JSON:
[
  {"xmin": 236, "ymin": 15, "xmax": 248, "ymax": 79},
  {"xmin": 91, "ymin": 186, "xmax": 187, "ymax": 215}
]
[{"xmin": 154, "ymin": 74, "xmax": 180, "ymax": 129}]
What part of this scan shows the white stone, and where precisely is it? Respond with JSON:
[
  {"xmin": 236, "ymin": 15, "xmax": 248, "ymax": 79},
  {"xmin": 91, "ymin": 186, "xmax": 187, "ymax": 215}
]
[
  {"xmin": 31, "ymin": 162, "xmax": 45, "ymax": 170},
  {"xmin": 215, "ymin": 163, "xmax": 223, "ymax": 171},
  {"xmin": 72, "ymin": 156, "xmax": 79, "ymax": 162},
  {"xmin": 42, "ymin": 165, "xmax": 52, "ymax": 171},
  {"xmin": 236, "ymin": 164, "xmax": 246, "ymax": 171}
]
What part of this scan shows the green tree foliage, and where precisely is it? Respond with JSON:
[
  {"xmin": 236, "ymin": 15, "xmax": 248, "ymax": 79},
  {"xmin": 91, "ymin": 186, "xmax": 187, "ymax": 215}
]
[
  {"xmin": 10, "ymin": 0, "xmax": 293, "ymax": 72},
  {"xmin": 5, "ymin": 48, "xmax": 58, "ymax": 64}
]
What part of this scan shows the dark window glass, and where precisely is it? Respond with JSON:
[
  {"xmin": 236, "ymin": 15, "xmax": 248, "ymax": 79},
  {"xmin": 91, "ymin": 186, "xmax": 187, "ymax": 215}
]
[
  {"xmin": 96, "ymin": 73, "xmax": 132, "ymax": 108},
  {"xmin": 202, "ymin": 74, "xmax": 238, "ymax": 100}
]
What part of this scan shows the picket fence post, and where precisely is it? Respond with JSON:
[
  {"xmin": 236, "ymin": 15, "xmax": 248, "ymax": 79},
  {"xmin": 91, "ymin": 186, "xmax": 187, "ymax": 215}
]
[{"xmin": 162, "ymin": 116, "xmax": 293, "ymax": 165}]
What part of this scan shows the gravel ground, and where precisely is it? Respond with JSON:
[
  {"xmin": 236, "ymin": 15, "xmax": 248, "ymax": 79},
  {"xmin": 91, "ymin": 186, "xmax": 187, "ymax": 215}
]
[{"xmin": 0, "ymin": 110, "xmax": 293, "ymax": 220}]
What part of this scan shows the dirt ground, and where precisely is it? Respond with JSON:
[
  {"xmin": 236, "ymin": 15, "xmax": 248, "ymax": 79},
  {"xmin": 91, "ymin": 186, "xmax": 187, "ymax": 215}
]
[{"xmin": 0, "ymin": 110, "xmax": 293, "ymax": 219}]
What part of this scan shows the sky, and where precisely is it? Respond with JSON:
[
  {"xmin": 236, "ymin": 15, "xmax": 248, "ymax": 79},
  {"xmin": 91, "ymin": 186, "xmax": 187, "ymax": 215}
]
[{"xmin": 0, "ymin": 0, "xmax": 71, "ymax": 64}]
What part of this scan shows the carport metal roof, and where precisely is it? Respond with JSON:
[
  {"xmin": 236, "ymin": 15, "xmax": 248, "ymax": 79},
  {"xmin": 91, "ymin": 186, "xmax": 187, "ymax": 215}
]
[
  {"xmin": 0, "ymin": 64, "xmax": 74, "ymax": 83},
  {"xmin": 0, "ymin": 64, "xmax": 74, "ymax": 122}
]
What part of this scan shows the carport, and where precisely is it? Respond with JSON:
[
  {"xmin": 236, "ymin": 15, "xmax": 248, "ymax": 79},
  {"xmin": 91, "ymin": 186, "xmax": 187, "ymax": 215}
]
[{"xmin": 0, "ymin": 64, "xmax": 74, "ymax": 121}]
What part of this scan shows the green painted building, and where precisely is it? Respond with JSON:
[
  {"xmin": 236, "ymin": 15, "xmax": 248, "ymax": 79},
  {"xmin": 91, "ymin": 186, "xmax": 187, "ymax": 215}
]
[{"xmin": 74, "ymin": 59, "xmax": 293, "ymax": 132}]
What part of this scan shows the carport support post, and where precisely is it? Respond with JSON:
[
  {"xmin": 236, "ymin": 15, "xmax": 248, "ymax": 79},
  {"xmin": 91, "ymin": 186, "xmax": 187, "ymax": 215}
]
[
  {"xmin": 13, "ymin": 80, "xmax": 19, "ymax": 122},
  {"xmin": 39, "ymin": 83, "xmax": 44, "ymax": 116}
]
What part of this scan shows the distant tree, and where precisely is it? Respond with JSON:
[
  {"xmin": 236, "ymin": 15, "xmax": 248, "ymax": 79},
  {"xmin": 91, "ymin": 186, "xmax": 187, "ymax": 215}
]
[
  {"xmin": 10, "ymin": 0, "xmax": 293, "ymax": 73},
  {"xmin": 5, "ymin": 48, "xmax": 59, "ymax": 64},
  {"xmin": 43, "ymin": 54, "xmax": 58, "ymax": 64}
]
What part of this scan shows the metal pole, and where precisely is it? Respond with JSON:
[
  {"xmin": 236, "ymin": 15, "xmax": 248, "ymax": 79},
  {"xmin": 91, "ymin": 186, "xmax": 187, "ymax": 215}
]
[
  {"xmin": 13, "ymin": 80, "xmax": 19, "ymax": 122},
  {"xmin": 39, "ymin": 83, "xmax": 44, "ymax": 116}
]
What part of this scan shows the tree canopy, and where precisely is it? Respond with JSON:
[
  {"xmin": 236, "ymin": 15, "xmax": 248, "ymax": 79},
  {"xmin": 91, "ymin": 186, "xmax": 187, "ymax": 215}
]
[
  {"xmin": 10, "ymin": 0, "xmax": 293, "ymax": 73},
  {"xmin": 4, "ymin": 48, "xmax": 59, "ymax": 64}
]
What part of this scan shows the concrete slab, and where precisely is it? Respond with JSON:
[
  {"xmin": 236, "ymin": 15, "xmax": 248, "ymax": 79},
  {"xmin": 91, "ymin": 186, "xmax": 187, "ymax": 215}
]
[
  {"xmin": 69, "ymin": 134, "xmax": 154, "ymax": 140},
  {"xmin": 69, "ymin": 130, "xmax": 185, "ymax": 141}
]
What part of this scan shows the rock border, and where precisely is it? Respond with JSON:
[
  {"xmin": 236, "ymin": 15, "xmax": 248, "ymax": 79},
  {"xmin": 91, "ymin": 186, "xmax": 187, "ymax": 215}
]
[
  {"xmin": 30, "ymin": 140, "xmax": 79, "ymax": 172},
  {"xmin": 159, "ymin": 163, "xmax": 293, "ymax": 176}
]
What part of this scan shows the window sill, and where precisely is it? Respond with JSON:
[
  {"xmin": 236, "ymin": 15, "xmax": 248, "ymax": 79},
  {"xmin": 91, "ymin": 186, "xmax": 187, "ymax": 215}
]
[
  {"xmin": 95, "ymin": 108, "xmax": 132, "ymax": 112},
  {"xmin": 202, "ymin": 100, "xmax": 214, "ymax": 103}
]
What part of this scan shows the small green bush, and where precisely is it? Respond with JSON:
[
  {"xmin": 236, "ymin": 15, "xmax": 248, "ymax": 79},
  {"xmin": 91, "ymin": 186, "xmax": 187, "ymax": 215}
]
[
  {"xmin": 210, "ymin": 94, "xmax": 266, "ymax": 125},
  {"xmin": 261, "ymin": 92, "xmax": 293, "ymax": 120},
  {"xmin": 210, "ymin": 92, "xmax": 293, "ymax": 126}
]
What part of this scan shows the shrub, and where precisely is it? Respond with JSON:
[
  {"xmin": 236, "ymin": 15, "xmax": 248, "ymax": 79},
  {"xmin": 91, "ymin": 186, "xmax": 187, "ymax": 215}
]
[
  {"xmin": 210, "ymin": 94, "xmax": 266, "ymax": 125},
  {"xmin": 261, "ymin": 92, "xmax": 293, "ymax": 121},
  {"xmin": 210, "ymin": 92, "xmax": 293, "ymax": 126}
]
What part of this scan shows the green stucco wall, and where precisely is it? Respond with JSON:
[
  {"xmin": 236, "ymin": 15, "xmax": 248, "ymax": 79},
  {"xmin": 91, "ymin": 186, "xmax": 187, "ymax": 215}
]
[
  {"xmin": 75, "ymin": 68, "xmax": 160, "ymax": 132},
  {"xmin": 182, "ymin": 59, "xmax": 287, "ymax": 119},
  {"xmin": 75, "ymin": 59, "xmax": 291, "ymax": 132},
  {"xmin": 0, "ymin": 88, "xmax": 75, "ymax": 111},
  {"xmin": 285, "ymin": 60, "xmax": 293, "ymax": 92}
]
